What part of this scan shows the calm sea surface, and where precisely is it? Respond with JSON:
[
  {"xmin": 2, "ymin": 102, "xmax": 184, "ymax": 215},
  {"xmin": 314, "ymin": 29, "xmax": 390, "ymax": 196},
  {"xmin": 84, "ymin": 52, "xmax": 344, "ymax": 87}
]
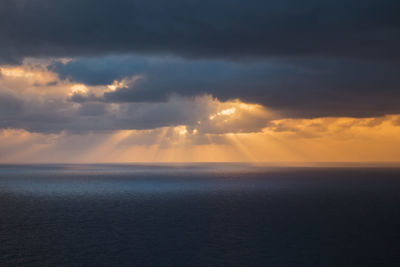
[{"xmin": 1, "ymin": 164, "xmax": 400, "ymax": 266}]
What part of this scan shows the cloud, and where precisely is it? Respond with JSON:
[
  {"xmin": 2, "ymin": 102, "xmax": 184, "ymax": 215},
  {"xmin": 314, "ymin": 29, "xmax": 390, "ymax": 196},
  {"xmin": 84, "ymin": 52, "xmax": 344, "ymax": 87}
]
[
  {"xmin": 2, "ymin": 0, "xmax": 400, "ymax": 119},
  {"xmin": 0, "ymin": 66, "xmax": 272, "ymax": 133},
  {"xmin": 53, "ymin": 55, "xmax": 400, "ymax": 117},
  {"xmin": 266, "ymin": 116, "xmax": 392, "ymax": 138},
  {"xmin": 2, "ymin": 1, "xmax": 400, "ymax": 163},
  {"xmin": 1, "ymin": 0, "xmax": 399, "ymax": 63}
]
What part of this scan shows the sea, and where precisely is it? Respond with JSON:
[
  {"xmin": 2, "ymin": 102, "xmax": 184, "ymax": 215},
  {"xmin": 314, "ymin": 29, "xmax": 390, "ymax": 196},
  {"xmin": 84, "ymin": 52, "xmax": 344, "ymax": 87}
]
[{"xmin": 1, "ymin": 163, "xmax": 400, "ymax": 266}]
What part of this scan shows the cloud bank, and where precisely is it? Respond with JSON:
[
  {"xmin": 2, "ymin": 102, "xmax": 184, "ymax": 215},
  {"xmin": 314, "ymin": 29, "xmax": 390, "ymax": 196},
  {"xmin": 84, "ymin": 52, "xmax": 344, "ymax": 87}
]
[{"xmin": 1, "ymin": 0, "xmax": 399, "ymax": 63}]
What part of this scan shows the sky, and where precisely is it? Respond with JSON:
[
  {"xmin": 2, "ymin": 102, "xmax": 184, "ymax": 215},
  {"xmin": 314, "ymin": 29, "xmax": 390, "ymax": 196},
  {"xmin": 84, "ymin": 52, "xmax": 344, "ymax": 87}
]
[{"xmin": 1, "ymin": 0, "xmax": 400, "ymax": 163}]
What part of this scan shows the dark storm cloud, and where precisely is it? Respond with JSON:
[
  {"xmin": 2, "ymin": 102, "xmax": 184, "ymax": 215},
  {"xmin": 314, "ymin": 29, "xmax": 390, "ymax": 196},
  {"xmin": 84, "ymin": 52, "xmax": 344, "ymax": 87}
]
[
  {"xmin": 1, "ymin": 0, "xmax": 400, "ymax": 63},
  {"xmin": 54, "ymin": 56, "xmax": 400, "ymax": 117}
]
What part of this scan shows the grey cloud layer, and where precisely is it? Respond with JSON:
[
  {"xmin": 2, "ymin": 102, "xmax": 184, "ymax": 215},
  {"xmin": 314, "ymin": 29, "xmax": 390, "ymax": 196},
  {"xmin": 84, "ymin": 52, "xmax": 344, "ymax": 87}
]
[
  {"xmin": 1, "ymin": 0, "xmax": 399, "ymax": 63},
  {"xmin": 55, "ymin": 56, "xmax": 400, "ymax": 117},
  {"xmin": 0, "ymin": 91, "xmax": 200, "ymax": 132},
  {"xmin": 0, "ymin": 89, "xmax": 269, "ymax": 133}
]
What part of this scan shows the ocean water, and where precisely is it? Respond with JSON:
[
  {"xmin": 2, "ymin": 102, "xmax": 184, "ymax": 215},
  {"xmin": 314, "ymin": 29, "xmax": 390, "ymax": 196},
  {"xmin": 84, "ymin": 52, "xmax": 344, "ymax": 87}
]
[{"xmin": 1, "ymin": 164, "xmax": 400, "ymax": 266}]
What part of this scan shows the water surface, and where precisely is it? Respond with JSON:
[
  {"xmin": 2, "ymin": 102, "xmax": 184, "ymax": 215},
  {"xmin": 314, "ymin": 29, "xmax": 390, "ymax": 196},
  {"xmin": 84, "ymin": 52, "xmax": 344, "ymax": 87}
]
[{"xmin": 1, "ymin": 164, "xmax": 400, "ymax": 266}]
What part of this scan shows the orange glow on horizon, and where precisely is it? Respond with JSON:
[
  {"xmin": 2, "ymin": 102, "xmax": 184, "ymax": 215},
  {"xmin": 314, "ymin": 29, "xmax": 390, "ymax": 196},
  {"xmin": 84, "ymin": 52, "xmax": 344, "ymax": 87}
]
[{"xmin": 2, "ymin": 114, "xmax": 400, "ymax": 163}]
